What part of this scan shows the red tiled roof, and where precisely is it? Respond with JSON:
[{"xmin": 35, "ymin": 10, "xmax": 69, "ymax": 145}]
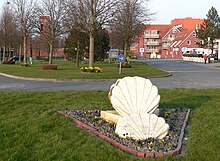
[
  {"xmin": 145, "ymin": 24, "xmax": 173, "ymax": 37},
  {"xmin": 169, "ymin": 29, "xmax": 195, "ymax": 48},
  {"xmin": 173, "ymin": 29, "xmax": 194, "ymax": 41},
  {"xmin": 171, "ymin": 17, "xmax": 204, "ymax": 30}
]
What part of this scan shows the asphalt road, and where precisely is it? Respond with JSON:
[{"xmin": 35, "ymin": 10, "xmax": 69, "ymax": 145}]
[
  {"xmin": 1, "ymin": 59, "xmax": 220, "ymax": 91},
  {"xmin": 138, "ymin": 59, "xmax": 220, "ymax": 89}
]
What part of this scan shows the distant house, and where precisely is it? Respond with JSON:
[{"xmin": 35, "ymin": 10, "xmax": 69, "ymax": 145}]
[
  {"xmin": 164, "ymin": 29, "xmax": 203, "ymax": 58},
  {"xmin": 130, "ymin": 17, "xmax": 204, "ymax": 59},
  {"xmin": 161, "ymin": 24, "xmax": 184, "ymax": 58},
  {"xmin": 131, "ymin": 24, "xmax": 172, "ymax": 58},
  {"xmin": 26, "ymin": 16, "xmax": 66, "ymax": 60}
]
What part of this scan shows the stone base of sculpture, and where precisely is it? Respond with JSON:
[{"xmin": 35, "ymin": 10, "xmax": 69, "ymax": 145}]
[{"xmin": 100, "ymin": 110, "xmax": 120, "ymax": 124}]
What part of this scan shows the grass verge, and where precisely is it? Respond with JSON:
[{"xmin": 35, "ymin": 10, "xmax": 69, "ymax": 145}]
[
  {"xmin": 0, "ymin": 61, "xmax": 168, "ymax": 80},
  {"xmin": 0, "ymin": 89, "xmax": 220, "ymax": 160}
]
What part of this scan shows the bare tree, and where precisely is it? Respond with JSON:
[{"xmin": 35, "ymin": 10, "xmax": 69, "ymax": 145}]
[
  {"xmin": 111, "ymin": 0, "xmax": 152, "ymax": 62},
  {"xmin": 36, "ymin": 0, "xmax": 67, "ymax": 65},
  {"xmin": 12, "ymin": 0, "xmax": 38, "ymax": 64},
  {"xmin": 66, "ymin": 0, "xmax": 119, "ymax": 68},
  {"xmin": 0, "ymin": 2, "xmax": 18, "ymax": 61},
  {"xmin": 65, "ymin": 0, "xmax": 89, "ymax": 66}
]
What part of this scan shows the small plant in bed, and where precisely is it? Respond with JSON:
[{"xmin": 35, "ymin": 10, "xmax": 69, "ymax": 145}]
[
  {"xmin": 80, "ymin": 66, "xmax": 102, "ymax": 73},
  {"xmin": 63, "ymin": 107, "xmax": 189, "ymax": 153}
]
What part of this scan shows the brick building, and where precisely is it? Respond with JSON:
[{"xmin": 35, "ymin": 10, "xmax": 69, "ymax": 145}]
[
  {"xmin": 131, "ymin": 17, "xmax": 204, "ymax": 59},
  {"xmin": 26, "ymin": 16, "xmax": 66, "ymax": 59},
  {"xmin": 164, "ymin": 29, "xmax": 202, "ymax": 58}
]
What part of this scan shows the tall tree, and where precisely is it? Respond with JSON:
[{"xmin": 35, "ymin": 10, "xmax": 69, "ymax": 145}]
[
  {"xmin": 110, "ymin": 0, "xmax": 152, "ymax": 62},
  {"xmin": 196, "ymin": 7, "xmax": 220, "ymax": 55},
  {"xmin": 66, "ymin": 0, "xmax": 119, "ymax": 68},
  {"xmin": 64, "ymin": 27, "xmax": 89, "ymax": 66},
  {"xmin": 64, "ymin": 26, "xmax": 109, "ymax": 63},
  {"xmin": 13, "ymin": 0, "xmax": 38, "ymax": 64},
  {"xmin": 0, "ymin": 2, "xmax": 18, "ymax": 61},
  {"xmin": 37, "ymin": 0, "xmax": 67, "ymax": 65},
  {"xmin": 94, "ymin": 27, "xmax": 110, "ymax": 61}
]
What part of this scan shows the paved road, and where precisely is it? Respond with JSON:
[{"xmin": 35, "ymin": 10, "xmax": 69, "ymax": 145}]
[
  {"xmin": 0, "ymin": 59, "xmax": 220, "ymax": 91},
  {"xmin": 136, "ymin": 59, "xmax": 220, "ymax": 89}
]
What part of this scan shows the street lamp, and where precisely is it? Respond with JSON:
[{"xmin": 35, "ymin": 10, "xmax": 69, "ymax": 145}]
[{"xmin": 75, "ymin": 46, "xmax": 79, "ymax": 67}]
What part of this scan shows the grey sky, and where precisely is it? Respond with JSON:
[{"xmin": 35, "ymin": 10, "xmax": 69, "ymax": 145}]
[
  {"xmin": 1, "ymin": 0, "xmax": 220, "ymax": 25},
  {"xmin": 148, "ymin": 0, "xmax": 220, "ymax": 24}
]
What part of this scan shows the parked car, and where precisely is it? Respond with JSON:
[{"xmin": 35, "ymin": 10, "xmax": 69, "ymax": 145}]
[{"xmin": 9, "ymin": 55, "xmax": 24, "ymax": 61}]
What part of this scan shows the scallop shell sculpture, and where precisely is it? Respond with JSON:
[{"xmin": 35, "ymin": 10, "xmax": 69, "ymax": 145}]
[
  {"xmin": 115, "ymin": 113, "xmax": 169, "ymax": 140},
  {"xmin": 109, "ymin": 76, "xmax": 160, "ymax": 116}
]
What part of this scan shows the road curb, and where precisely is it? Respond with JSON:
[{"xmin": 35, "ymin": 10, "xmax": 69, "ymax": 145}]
[
  {"xmin": 0, "ymin": 72, "xmax": 61, "ymax": 82},
  {"xmin": 0, "ymin": 72, "xmax": 170, "ymax": 83},
  {"xmin": 0, "ymin": 72, "xmax": 117, "ymax": 83}
]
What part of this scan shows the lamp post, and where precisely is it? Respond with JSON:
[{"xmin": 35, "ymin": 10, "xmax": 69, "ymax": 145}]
[
  {"xmin": 29, "ymin": 36, "xmax": 33, "ymax": 64},
  {"xmin": 75, "ymin": 41, "xmax": 80, "ymax": 67}
]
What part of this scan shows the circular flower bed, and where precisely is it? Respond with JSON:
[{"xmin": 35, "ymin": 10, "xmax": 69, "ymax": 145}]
[
  {"xmin": 63, "ymin": 107, "xmax": 189, "ymax": 153},
  {"xmin": 42, "ymin": 64, "xmax": 57, "ymax": 70}
]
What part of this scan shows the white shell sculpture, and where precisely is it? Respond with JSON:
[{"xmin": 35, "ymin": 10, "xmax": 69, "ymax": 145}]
[
  {"xmin": 109, "ymin": 76, "xmax": 160, "ymax": 116},
  {"xmin": 115, "ymin": 113, "xmax": 169, "ymax": 140}
]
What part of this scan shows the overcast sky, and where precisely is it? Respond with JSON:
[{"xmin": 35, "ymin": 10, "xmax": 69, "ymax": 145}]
[
  {"xmin": 0, "ymin": 0, "xmax": 220, "ymax": 25},
  {"xmin": 148, "ymin": 0, "xmax": 220, "ymax": 24}
]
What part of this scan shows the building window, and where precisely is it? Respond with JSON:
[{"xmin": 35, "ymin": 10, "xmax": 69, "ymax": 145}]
[
  {"xmin": 145, "ymin": 30, "xmax": 150, "ymax": 35},
  {"xmin": 193, "ymin": 32, "xmax": 196, "ymax": 37},
  {"xmin": 152, "ymin": 30, "xmax": 157, "ymax": 35},
  {"xmin": 172, "ymin": 29, "xmax": 177, "ymax": 33},
  {"xmin": 187, "ymin": 40, "xmax": 191, "ymax": 45},
  {"xmin": 200, "ymin": 40, "xmax": 204, "ymax": 45},
  {"xmin": 148, "ymin": 46, "xmax": 155, "ymax": 49},
  {"xmin": 41, "ymin": 23, "xmax": 44, "ymax": 31}
]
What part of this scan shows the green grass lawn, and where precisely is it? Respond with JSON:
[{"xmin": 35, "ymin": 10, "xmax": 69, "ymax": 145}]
[
  {"xmin": 0, "ymin": 61, "xmax": 168, "ymax": 80},
  {"xmin": 0, "ymin": 89, "xmax": 220, "ymax": 161}
]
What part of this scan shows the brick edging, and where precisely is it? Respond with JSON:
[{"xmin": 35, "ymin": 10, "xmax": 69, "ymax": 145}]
[
  {"xmin": 0, "ymin": 72, "xmax": 116, "ymax": 82},
  {"xmin": 57, "ymin": 109, "xmax": 190, "ymax": 158}
]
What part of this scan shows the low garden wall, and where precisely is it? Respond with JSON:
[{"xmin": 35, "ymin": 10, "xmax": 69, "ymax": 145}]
[{"xmin": 182, "ymin": 56, "xmax": 205, "ymax": 63}]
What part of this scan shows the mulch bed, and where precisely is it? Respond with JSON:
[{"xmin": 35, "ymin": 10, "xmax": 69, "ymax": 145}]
[
  {"xmin": 58, "ymin": 107, "xmax": 190, "ymax": 158},
  {"xmin": 3, "ymin": 61, "xmax": 15, "ymax": 64},
  {"xmin": 42, "ymin": 64, "xmax": 57, "ymax": 70}
]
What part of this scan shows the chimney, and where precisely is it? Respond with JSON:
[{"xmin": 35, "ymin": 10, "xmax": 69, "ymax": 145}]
[{"xmin": 196, "ymin": 24, "xmax": 199, "ymax": 30}]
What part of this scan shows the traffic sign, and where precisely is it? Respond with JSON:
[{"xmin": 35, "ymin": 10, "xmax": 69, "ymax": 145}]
[
  {"xmin": 140, "ymin": 48, "xmax": 144, "ymax": 52},
  {"xmin": 118, "ymin": 54, "xmax": 124, "ymax": 63}
]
